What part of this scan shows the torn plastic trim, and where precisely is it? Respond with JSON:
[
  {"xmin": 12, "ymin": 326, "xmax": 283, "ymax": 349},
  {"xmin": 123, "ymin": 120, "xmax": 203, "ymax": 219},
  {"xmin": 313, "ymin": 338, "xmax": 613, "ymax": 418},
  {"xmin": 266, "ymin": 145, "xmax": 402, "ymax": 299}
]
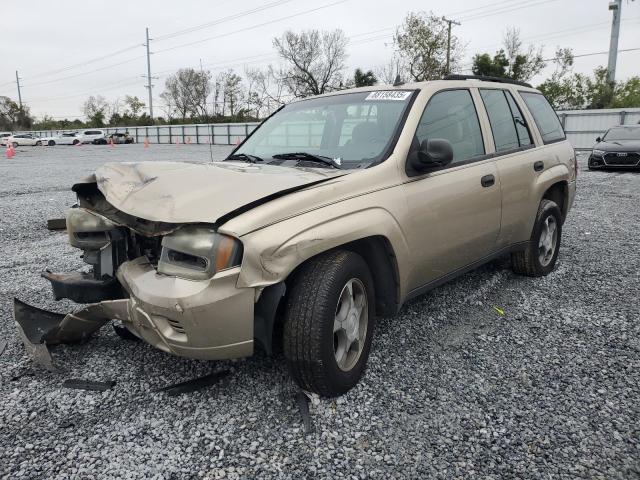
[
  {"xmin": 14, "ymin": 298, "xmax": 129, "ymax": 370},
  {"xmin": 42, "ymin": 270, "xmax": 124, "ymax": 304}
]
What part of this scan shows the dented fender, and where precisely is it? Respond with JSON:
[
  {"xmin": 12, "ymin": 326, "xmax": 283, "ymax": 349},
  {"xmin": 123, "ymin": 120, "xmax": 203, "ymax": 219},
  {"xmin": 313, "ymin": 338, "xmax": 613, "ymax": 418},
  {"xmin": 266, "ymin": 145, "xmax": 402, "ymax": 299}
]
[{"xmin": 235, "ymin": 206, "xmax": 411, "ymax": 299}]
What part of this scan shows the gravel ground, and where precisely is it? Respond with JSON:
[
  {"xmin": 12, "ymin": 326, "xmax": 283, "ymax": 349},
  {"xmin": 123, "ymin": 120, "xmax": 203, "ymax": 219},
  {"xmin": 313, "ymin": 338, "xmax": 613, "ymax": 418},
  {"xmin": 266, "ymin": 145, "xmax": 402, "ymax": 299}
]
[{"xmin": 0, "ymin": 145, "xmax": 639, "ymax": 479}]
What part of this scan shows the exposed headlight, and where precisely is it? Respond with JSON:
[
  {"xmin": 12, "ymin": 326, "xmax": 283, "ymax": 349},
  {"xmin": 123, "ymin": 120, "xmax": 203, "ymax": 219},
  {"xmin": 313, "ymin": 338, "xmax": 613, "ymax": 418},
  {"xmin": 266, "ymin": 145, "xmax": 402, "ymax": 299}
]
[
  {"xmin": 158, "ymin": 226, "xmax": 242, "ymax": 280},
  {"xmin": 592, "ymin": 149, "xmax": 606, "ymax": 157}
]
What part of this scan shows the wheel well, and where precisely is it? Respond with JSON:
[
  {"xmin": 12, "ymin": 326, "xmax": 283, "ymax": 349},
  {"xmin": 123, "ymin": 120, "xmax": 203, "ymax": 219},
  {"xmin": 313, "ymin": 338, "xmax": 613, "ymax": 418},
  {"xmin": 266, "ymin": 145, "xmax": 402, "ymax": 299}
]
[
  {"xmin": 542, "ymin": 182, "xmax": 568, "ymax": 221},
  {"xmin": 282, "ymin": 235, "xmax": 400, "ymax": 317}
]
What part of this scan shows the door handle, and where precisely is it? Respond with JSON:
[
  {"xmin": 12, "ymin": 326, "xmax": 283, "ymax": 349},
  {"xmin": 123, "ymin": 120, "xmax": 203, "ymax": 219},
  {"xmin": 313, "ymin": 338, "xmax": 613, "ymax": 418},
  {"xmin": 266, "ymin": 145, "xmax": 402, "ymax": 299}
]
[
  {"xmin": 533, "ymin": 161, "xmax": 544, "ymax": 172},
  {"xmin": 481, "ymin": 174, "xmax": 495, "ymax": 187}
]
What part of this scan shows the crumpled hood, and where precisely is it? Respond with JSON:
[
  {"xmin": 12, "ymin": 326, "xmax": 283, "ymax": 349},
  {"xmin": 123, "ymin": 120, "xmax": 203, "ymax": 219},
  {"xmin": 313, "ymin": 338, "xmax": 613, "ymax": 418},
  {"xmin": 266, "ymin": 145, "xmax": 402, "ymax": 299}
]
[{"xmin": 92, "ymin": 161, "xmax": 345, "ymax": 224}]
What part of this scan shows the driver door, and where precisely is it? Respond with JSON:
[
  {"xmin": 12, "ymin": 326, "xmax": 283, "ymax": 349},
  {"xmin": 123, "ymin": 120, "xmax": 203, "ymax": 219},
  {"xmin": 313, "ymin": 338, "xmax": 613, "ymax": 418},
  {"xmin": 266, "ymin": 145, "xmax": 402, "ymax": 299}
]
[{"xmin": 402, "ymin": 88, "xmax": 502, "ymax": 291}]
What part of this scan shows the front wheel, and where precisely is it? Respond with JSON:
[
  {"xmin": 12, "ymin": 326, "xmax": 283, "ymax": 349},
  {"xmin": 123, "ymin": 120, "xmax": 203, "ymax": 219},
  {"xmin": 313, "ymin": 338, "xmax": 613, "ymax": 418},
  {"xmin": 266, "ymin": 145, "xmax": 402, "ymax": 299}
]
[
  {"xmin": 283, "ymin": 250, "xmax": 375, "ymax": 397},
  {"xmin": 511, "ymin": 199, "xmax": 562, "ymax": 277},
  {"xmin": 72, "ymin": 139, "xmax": 80, "ymax": 145},
  {"xmin": 48, "ymin": 140, "xmax": 55, "ymax": 146},
  {"xmin": 12, "ymin": 142, "xmax": 18, "ymax": 148}
]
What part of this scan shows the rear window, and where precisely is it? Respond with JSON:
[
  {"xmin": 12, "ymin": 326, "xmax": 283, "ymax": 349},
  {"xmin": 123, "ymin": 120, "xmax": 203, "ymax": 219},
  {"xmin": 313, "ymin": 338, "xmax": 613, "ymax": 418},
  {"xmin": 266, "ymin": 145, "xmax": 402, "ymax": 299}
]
[{"xmin": 520, "ymin": 92, "xmax": 565, "ymax": 144}]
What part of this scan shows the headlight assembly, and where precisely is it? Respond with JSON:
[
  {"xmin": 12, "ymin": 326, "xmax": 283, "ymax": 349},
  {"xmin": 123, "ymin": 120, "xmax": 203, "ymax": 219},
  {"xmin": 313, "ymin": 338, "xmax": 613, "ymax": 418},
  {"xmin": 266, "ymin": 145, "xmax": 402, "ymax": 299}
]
[
  {"xmin": 592, "ymin": 149, "xmax": 606, "ymax": 157},
  {"xmin": 158, "ymin": 226, "xmax": 242, "ymax": 280}
]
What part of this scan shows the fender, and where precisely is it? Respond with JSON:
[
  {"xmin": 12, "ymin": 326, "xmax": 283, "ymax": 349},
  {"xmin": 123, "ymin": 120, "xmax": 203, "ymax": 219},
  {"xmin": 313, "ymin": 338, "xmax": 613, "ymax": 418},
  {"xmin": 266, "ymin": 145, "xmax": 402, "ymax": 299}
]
[
  {"xmin": 523, "ymin": 163, "xmax": 571, "ymax": 234},
  {"xmin": 236, "ymin": 206, "xmax": 411, "ymax": 299}
]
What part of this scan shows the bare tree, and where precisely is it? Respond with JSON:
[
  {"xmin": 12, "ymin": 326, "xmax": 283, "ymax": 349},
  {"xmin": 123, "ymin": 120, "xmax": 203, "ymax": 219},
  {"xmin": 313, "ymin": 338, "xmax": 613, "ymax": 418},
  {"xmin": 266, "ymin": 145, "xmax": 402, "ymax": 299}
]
[
  {"xmin": 394, "ymin": 12, "xmax": 463, "ymax": 81},
  {"xmin": 160, "ymin": 68, "xmax": 212, "ymax": 120},
  {"xmin": 273, "ymin": 29, "xmax": 348, "ymax": 98},
  {"xmin": 375, "ymin": 59, "xmax": 403, "ymax": 85},
  {"xmin": 502, "ymin": 27, "xmax": 546, "ymax": 82}
]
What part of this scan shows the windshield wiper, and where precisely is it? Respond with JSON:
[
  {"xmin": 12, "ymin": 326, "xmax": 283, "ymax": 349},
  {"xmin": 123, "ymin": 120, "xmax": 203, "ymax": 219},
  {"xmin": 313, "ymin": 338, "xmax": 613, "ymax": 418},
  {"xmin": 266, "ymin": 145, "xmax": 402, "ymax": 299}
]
[
  {"xmin": 226, "ymin": 153, "xmax": 263, "ymax": 163},
  {"xmin": 271, "ymin": 152, "xmax": 341, "ymax": 169}
]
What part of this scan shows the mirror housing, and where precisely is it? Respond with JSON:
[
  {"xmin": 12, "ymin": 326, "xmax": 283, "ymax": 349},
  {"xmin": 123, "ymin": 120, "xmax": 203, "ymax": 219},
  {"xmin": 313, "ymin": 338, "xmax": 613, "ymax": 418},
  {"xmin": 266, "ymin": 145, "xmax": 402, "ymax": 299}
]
[
  {"xmin": 595, "ymin": 136, "xmax": 601, "ymax": 143},
  {"xmin": 408, "ymin": 138, "xmax": 454, "ymax": 175}
]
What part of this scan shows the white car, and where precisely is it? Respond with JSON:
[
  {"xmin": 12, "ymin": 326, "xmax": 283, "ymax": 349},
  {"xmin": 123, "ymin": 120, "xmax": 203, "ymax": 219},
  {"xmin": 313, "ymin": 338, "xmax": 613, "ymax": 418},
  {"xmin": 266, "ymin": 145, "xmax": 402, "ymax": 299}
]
[
  {"xmin": 0, "ymin": 132, "xmax": 13, "ymax": 146},
  {"xmin": 77, "ymin": 129, "xmax": 106, "ymax": 144},
  {"xmin": 6, "ymin": 134, "xmax": 42, "ymax": 147},
  {"xmin": 44, "ymin": 132, "xmax": 82, "ymax": 146}
]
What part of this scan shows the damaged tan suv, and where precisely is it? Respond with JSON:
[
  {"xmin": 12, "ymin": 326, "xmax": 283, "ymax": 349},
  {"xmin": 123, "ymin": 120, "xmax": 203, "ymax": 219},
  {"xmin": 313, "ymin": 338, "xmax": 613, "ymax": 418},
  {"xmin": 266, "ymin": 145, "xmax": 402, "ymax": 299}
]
[{"xmin": 16, "ymin": 75, "xmax": 576, "ymax": 396}]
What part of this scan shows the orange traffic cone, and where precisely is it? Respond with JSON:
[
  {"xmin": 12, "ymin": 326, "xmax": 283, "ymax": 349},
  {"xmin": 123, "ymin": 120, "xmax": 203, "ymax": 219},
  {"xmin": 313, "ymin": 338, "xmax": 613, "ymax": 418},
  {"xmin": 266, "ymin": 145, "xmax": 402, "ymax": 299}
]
[
  {"xmin": 108, "ymin": 137, "xmax": 115, "ymax": 148},
  {"xmin": 235, "ymin": 137, "xmax": 241, "ymax": 146},
  {"xmin": 6, "ymin": 145, "xmax": 14, "ymax": 159},
  {"xmin": 186, "ymin": 136, "xmax": 191, "ymax": 144},
  {"xmin": 176, "ymin": 139, "xmax": 180, "ymax": 147},
  {"xmin": 144, "ymin": 137, "xmax": 150, "ymax": 148}
]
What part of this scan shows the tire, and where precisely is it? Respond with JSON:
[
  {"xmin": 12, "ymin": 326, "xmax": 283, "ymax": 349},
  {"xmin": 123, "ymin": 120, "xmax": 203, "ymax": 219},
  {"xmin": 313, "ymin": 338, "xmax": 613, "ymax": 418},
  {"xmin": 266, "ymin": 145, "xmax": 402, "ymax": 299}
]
[
  {"xmin": 283, "ymin": 250, "xmax": 376, "ymax": 397},
  {"xmin": 72, "ymin": 139, "xmax": 79, "ymax": 145},
  {"xmin": 48, "ymin": 140, "xmax": 55, "ymax": 146},
  {"xmin": 511, "ymin": 199, "xmax": 562, "ymax": 277},
  {"xmin": 35, "ymin": 141, "xmax": 42, "ymax": 146},
  {"xmin": 12, "ymin": 142, "xmax": 18, "ymax": 148}
]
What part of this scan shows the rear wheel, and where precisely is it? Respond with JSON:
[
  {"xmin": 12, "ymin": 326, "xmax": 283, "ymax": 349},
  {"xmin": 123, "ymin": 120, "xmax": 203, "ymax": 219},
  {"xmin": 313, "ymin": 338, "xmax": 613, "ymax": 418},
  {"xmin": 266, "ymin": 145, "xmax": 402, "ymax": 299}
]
[
  {"xmin": 12, "ymin": 142, "xmax": 18, "ymax": 148},
  {"xmin": 35, "ymin": 141, "xmax": 42, "ymax": 146},
  {"xmin": 512, "ymin": 199, "xmax": 562, "ymax": 277},
  {"xmin": 72, "ymin": 139, "xmax": 80, "ymax": 145},
  {"xmin": 48, "ymin": 140, "xmax": 55, "ymax": 146},
  {"xmin": 283, "ymin": 250, "xmax": 375, "ymax": 397}
]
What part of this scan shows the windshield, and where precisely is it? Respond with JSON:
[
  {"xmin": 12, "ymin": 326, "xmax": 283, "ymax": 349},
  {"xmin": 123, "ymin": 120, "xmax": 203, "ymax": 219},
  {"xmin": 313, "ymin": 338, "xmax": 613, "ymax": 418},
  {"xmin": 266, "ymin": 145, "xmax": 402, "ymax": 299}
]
[
  {"xmin": 603, "ymin": 127, "xmax": 640, "ymax": 141},
  {"xmin": 232, "ymin": 90, "xmax": 415, "ymax": 169}
]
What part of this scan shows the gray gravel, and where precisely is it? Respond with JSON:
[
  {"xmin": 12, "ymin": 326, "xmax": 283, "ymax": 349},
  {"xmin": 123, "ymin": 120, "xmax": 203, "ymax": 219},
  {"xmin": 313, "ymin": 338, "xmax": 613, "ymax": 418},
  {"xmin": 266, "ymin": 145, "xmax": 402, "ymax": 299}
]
[{"xmin": 1, "ymin": 145, "xmax": 639, "ymax": 479}]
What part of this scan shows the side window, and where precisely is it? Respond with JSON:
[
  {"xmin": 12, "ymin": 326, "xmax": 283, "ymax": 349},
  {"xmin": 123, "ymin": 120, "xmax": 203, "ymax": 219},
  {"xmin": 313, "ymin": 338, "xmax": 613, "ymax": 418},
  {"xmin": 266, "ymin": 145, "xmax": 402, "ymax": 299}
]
[
  {"xmin": 520, "ymin": 91, "xmax": 565, "ymax": 144},
  {"xmin": 480, "ymin": 89, "xmax": 533, "ymax": 152},
  {"xmin": 504, "ymin": 91, "xmax": 532, "ymax": 147},
  {"xmin": 416, "ymin": 89, "xmax": 485, "ymax": 164},
  {"xmin": 479, "ymin": 89, "xmax": 520, "ymax": 152}
]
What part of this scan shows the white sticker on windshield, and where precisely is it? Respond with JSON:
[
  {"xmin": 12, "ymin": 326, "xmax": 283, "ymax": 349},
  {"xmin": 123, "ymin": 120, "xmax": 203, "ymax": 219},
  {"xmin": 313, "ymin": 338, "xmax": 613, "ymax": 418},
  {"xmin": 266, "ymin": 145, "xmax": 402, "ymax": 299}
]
[{"xmin": 365, "ymin": 91, "xmax": 412, "ymax": 101}]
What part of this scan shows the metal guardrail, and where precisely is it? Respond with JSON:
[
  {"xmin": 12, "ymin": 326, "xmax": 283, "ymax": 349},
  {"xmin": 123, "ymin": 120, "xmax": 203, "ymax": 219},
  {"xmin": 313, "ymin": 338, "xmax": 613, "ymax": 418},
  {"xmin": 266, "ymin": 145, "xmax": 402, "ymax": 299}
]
[
  {"xmin": 18, "ymin": 108, "xmax": 640, "ymax": 150},
  {"xmin": 557, "ymin": 108, "xmax": 640, "ymax": 150}
]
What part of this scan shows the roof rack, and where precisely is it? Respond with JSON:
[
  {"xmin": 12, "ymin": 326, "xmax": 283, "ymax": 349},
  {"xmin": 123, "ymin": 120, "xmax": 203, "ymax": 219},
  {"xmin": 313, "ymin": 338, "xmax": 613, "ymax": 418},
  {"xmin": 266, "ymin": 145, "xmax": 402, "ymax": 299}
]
[{"xmin": 443, "ymin": 74, "xmax": 532, "ymax": 88}]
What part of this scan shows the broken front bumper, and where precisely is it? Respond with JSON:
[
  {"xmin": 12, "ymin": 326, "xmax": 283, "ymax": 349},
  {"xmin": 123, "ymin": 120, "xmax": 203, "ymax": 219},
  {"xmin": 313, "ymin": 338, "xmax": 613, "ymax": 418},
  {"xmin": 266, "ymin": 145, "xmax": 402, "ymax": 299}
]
[
  {"xmin": 116, "ymin": 257, "xmax": 254, "ymax": 360},
  {"xmin": 15, "ymin": 256, "xmax": 256, "ymax": 367}
]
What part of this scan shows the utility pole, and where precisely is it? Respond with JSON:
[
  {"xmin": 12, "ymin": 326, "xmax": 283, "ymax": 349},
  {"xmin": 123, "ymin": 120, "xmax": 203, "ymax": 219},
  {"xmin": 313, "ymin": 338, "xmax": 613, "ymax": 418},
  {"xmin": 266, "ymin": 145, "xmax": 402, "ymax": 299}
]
[
  {"xmin": 144, "ymin": 27, "xmax": 154, "ymax": 122},
  {"xmin": 442, "ymin": 17, "xmax": 461, "ymax": 75},
  {"xmin": 15, "ymin": 71, "xmax": 22, "ymax": 109},
  {"xmin": 606, "ymin": 0, "xmax": 623, "ymax": 83}
]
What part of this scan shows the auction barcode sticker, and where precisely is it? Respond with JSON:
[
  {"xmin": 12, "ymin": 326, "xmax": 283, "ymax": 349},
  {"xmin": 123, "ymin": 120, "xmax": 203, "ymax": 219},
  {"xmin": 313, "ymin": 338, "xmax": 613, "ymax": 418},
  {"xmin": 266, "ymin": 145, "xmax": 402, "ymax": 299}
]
[{"xmin": 365, "ymin": 91, "xmax": 412, "ymax": 101}]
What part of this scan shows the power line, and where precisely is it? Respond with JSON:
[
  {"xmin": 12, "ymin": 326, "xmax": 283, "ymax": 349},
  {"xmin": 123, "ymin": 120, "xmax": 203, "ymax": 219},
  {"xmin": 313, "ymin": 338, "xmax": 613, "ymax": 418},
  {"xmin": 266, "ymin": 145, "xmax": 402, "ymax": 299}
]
[
  {"xmin": 153, "ymin": 0, "xmax": 295, "ymax": 42},
  {"xmin": 20, "ymin": 44, "xmax": 141, "ymax": 81},
  {"xmin": 153, "ymin": 0, "xmax": 350, "ymax": 55},
  {"xmin": 457, "ymin": 0, "xmax": 559, "ymax": 22},
  {"xmin": 21, "ymin": 56, "xmax": 145, "ymax": 87}
]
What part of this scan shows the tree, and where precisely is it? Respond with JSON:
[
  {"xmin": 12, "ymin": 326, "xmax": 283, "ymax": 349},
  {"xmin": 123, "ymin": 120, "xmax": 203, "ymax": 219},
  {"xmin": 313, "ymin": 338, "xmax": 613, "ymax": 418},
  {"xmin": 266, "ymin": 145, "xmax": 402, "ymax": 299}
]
[
  {"xmin": 503, "ymin": 28, "xmax": 546, "ymax": 82},
  {"xmin": 471, "ymin": 51, "xmax": 509, "ymax": 77},
  {"xmin": 353, "ymin": 68, "xmax": 377, "ymax": 87},
  {"xmin": 394, "ymin": 12, "xmax": 462, "ymax": 81},
  {"xmin": 124, "ymin": 95, "xmax": 146, "ymax": 117},
  {"xmin": 472, "ymin": 28, "xmax": 546, "ymax": 83},
  {"xmin": 0, "ymin": 96, "xmax": 33, "ymax": 130},
  {"xmin": 274, "ymin": 29, "xmax": 348, "ymax": 98},
  {"xmin": 82, "ymin": 95, "xmax": 108, "ymax": 127},
  {"xmin": 611, "ymin": 76, "xmax": 640, "ymax": 108},
  {"xmin": 160, "ymin": 68, "xmax": 212, "ymax": 121}
]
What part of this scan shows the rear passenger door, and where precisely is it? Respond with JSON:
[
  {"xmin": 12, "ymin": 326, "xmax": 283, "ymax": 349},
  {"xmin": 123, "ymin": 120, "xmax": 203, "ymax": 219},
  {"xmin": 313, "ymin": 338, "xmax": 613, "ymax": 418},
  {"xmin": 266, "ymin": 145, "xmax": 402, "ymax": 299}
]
[
  {"xmin": 402, "ymin": 89, "xmax": 502, "ymax": 290},
  {"xmin": 478, "ymin": 88, "xmax": 538, "ymax": 246}
]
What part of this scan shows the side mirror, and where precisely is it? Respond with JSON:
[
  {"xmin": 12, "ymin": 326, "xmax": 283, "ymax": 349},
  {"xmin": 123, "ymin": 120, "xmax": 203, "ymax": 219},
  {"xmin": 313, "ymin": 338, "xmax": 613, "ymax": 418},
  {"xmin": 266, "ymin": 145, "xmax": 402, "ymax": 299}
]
[
  {"xmin": 409, "ymin": 138, "xmax": 454, "ymax": 173},
  {"xmin": 595, "ymin": 136, "xmax": 601, "ymax": 143}
]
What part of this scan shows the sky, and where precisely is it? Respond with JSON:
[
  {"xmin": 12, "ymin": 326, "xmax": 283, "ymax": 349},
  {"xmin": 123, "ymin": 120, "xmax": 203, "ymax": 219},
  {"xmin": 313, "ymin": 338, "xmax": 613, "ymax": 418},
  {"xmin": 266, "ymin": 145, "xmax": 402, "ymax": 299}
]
[{"xmin": 1, "ymin": 0, "xmax": 639, "ymax": 119}]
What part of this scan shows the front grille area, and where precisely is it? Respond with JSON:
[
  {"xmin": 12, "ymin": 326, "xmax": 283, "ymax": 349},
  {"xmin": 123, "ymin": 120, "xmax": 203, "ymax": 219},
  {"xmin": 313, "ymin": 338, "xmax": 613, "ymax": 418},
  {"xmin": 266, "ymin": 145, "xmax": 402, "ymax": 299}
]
[{"xmin": 604, "ymin": 152, "xmax": 640, "ymax": 166}]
